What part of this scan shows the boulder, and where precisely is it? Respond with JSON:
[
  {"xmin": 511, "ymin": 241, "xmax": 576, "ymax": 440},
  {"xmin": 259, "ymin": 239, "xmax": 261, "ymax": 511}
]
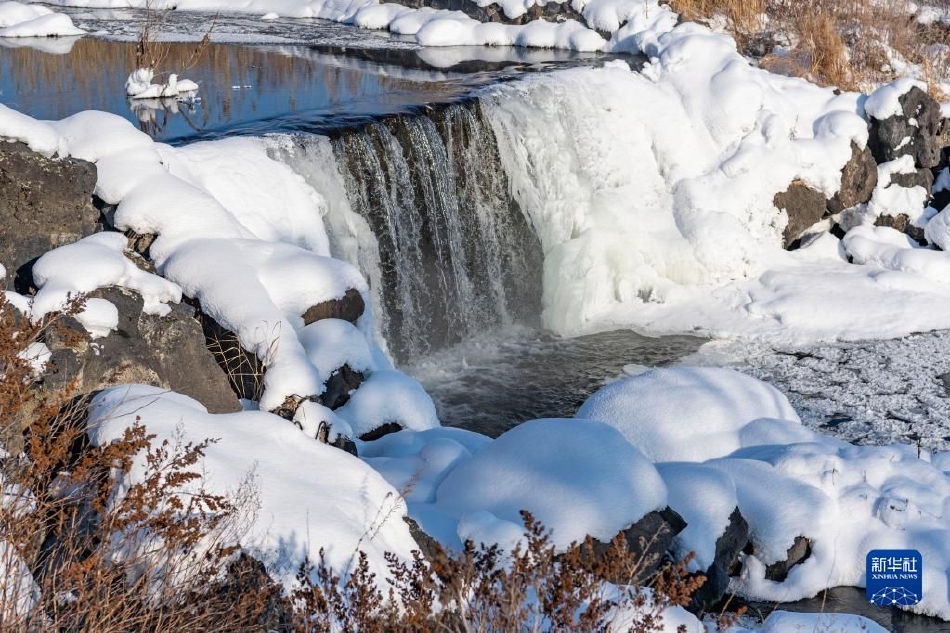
[
  {"xmin": 0, "ymin": 142, "xmax": 100, "ymax": 292},
  {"xmin": 589, "ymin": 507, "xmax": 687, "ymax": 584},
  {"xmin": 889, "ymin": 166, "xmax": 934, "ymax": 196},
  {"xmin": 827, "ymin": 142, "xmax": 878, "ymax": 214},
  {"xmin": 43, "ymin": 287, "xmax": 241, "ymax": 414},
  {"xmin": 302, "ymin": 288, "xmax": 365, "ymax": 326},
  {"xmin": 320, "ymin": 364, "xmax": 364, "ymax": 410},
  {"xmin": 874, "ymin": 213, "xmax": 927, "ymax": 244},
  {"xmin": 763, "ymin": 535, "xmax": 812, "ymax": 582},
  {"xmin": 775, "ymin": 181, "xmax": 828, "ymax": 247},
  {"xmin": 868, "ymin": 86, "xmax": 941, "ymax": 169},
  {"xmin": 690, "ymin": 507, "xmax": 749, "ymax": 612}
]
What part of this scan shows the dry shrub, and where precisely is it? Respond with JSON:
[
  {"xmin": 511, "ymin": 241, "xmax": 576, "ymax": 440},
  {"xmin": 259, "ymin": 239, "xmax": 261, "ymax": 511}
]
[
  {"xmin": 292, "ymin": 511, "xmax": 731, "ymax": 632},
  {"xmin": 134, "ymin": 0, "xmax": 216, "ymax": 80},
  {"xmin": 669, "ymin": 0, "xmax": 950, "ymax": 92},
  {"xmin": 0, "ymin": 292, "xmax": 273, "ymax": 631}
]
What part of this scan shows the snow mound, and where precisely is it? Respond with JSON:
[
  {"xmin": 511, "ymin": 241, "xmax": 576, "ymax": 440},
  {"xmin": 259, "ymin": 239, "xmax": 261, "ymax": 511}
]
[
  {"xmin": 434, "ymin": 418, "xmax": 667, "ymax": 550},
  {"xmin": 575, "ymin": 367, "xmax": 799, "ymax": 462},
  {"xmin": 125, "ymin": 68, "xmax": 199, "ymax": 100},
  {"xmin": 337, "ymin": 370, "xmax": 439, "ymax": 437},
  {"xmin": 299, "ymin": 318, "xmax": 376, "ymax": 385},
  {"xmin": 31, "ymin": 232, "xmax": 183, "ymax": 326},
  {"xmin": 87, "ymin": 385, "xmax": 418, "ymax": 587},
  {"xmin": 0, "ymin": 103, "xmax": 67, "ymax": 158},
  {"xmin": 0, "ymin": 2, "xmax": 83, "ymax": 37},
  {"xmin": 757, "ymin": 611, "xmax": 887, "ymax": 633}
]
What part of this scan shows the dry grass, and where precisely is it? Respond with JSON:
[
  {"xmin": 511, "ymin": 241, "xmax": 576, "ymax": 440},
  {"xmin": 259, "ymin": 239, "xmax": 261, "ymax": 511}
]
[{"xmin": 667, "ymin": 0, "xmax": 950, "ymax": 93}]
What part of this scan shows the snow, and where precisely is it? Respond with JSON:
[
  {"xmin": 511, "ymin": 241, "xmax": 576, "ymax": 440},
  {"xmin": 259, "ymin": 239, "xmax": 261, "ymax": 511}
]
[
  {"xmin": 0, "ymin": 103, "xmax": 67, "ymax": 158},
  {"xmin": 336, "ymin": 370, "xmax": 439, "ymax": 437},
  {"xmin": 0, "ymin": 541, "xmax": 40, "ymax": 624},
  {"xmin": 863, "ymin": 78, "xmax": 927, "ymax": 120},
  {"xmin": 125, "ymin": 68, "xmax": 200, "ymax": 99},
  {"xmin": 575, "ymin": 367, "xmax": 800, "ymax": 462},
  {"xmin": 87, "ymin": 385, "xmax": 418, "ymax": 587},
  {"xmin": 299, "ymin": 318, "xmax": 376, "ymax": 385},
  {"xmin": 30, "ymin": 232, "xmax": 182, "ymax": 324},
  {"xmin": 18, "ymin": 341, "xmax": 51, "ymax": 375},
  {"xmin": 575, "ymin": 373, "xmax": 950, "ymax": 621},
  {"xmin": 755, "ymin": 611, "xmax": 888, "ymax": 633},
  {"xmin": 0, "ymin": 1, "xmax": 83, "ymax": 37},
  {"xmin": 434, "ymin": 418, "xmax": 667, "ymax": 551}
]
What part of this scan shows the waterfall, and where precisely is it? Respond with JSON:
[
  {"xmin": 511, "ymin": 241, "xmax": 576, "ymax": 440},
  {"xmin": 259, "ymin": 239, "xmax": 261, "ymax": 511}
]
[{"xmin": 273, "ymin": 101, "xmax": 543, "ymax": 362}]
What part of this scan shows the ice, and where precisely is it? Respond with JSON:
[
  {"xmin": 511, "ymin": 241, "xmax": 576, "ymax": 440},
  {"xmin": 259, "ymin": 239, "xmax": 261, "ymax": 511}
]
[
  {"xmin": 575, "ymin": 367, "xmax": 800, "ymax": 462},
  {"xmin": 87, "ymin": 385, "xmax": 418, "ymax": 587}
]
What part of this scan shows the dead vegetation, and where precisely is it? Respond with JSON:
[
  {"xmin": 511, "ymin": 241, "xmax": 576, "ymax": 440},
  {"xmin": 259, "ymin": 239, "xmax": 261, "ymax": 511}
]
[
  {"xmin": 134, "ymin": 0, "xmax": 216, "ymax": 81},
  {"xmin": 667, "ymin": 0, "xmax": 950, "ymax": 94}
]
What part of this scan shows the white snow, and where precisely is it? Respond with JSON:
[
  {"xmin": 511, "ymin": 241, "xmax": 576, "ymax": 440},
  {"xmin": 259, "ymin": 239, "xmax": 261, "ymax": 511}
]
[
  {"xmin": 0, "ymin": 1, "xmax": 83, "ymax": 37},
  {"xmin": 863, "ymin": 78, "xmax": 927, "ymax": 120},
  {"xmin": 754, "ymin": 611, "xmax": 888, "ymax": 633},
  {"xmin": 125, "ymin": 68, "xmax": 200, "ymax": 100},
  {"xmin": 18, "ymin": 341, "xmax": 51, "ymax": 375},
  {"xmin": 336, "ymin": 370, "xmax": 439, "ymax": 437},
  {"xmin": 434, "ymin": 418, "xmax": 666, "ymax": 551},
  {"xmin": 87, "ymin": 385, "xmax": 418, "ymax": 587},
  {"xmin": 30, "ymin": 232, "xmax": 182, "ymax": 324},
  {"xmin": 299, "ymin": 318, "xmax": 376, "ymax": 385},
  {"xmin": 0, "ymin": 103, "xmax": 67, "ymax": 158},
  {"xmin": 575, "ymin": 367, "xmax": 800, "ymax": 462}
]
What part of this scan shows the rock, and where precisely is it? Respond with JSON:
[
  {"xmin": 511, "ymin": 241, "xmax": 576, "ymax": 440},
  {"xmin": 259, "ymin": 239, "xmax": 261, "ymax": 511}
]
[
  {"xmin": 403, "ymin": 516, "xmax": 443, "ymax": 562},
  {"xmin": 43, "ymin": 287, "xmax": 241, "ymax": 414},
  {"xmin": 775, "ymin": 181, "xmax": 828, "ymax": 247},
  {"xmin": 358, "ymin": 422, "xmax": 404, "ymax": 442},
  {"xmin": 868, "ymin": 86, "xmax": 941, "ymax": 169},
  {"xmin": 874, "ymin": 213, "xmax": 927, "ymax": 244},
  {"xmin": 201, "ymin": 312, "xmax": 265, "ymax": 401},
  {"xmin": 936, "ymin": 117, "xmax": 950, "ymax": 155},
  {"xmin": 827, "ymin": 142, "xmax": 878, "ymax": 214},
  {"xmin": 320, "ymin": 365, "xmax": 364, "ymax": 410},
  {"xmin": 0, "ymin": 142, "xmax": 100, "ymax": 292},
  {"xmin": 889, "ymin": 167, "xmax": 934, "ymax": 196},
  {"xmin": 689, "ymin": 507, "xmax": 749, "ymax": 612},
  {"xmin": 301, "ymin": 288, "xmax": 365, "ymax": 326},
  {"xmin": 589, "ymin": 507, "xmax": 687, "ymax": 584},
  {"xmin": 763, "ymin": 535, "xmax": 812, "ymax": 582}
]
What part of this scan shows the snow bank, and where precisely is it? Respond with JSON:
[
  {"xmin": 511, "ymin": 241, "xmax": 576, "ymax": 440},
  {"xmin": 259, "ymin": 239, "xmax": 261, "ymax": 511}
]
[
  {"xmin": 576, "ymin": 372, "xmax": 950, "ymax": 621},
  {"xmin": 88, "ymin": 385, "xmax": 418, "ymax": 586},
  {"xmin": 754, "ymin": 611, "xmax": 888, "ymax": 633},
  {"xmin": 575, "ymin": 367, "xmax": 799, "ymax": 462}
]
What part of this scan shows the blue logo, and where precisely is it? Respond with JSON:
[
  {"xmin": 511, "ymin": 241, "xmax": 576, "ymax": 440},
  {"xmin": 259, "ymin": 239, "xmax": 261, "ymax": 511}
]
[{"xmin": 866, "ymin": 549, "xmax": 922, "ymax": 606}]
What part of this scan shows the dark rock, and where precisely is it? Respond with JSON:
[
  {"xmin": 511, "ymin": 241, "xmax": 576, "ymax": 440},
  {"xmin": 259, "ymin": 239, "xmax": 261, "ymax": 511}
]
[
  {"xmin": 319, "ymin": 364, "xmax": 364, "ymax": 410},
  {"xmin": 359, "ymin": 422, "xmax": 404, "ymax": 442},
  {"xmin": 775, "ymin": 182, "xmax": 828, "ymax": 247},
  {"xmin": 827, "ymin": 142, "xmax": 878, "ymax": 214},
  {"xmin": 201, "ymin": 312, "xmax": 265, "ymax": 401},
  {"xmin": 43, "ymin": 287, "xmax": 241, "ymax": 414},
  {"xmin": 689, "ymin": 507, "xmax": 750, "ymax": 612},
  {"xmin": 868, "ymin": 86, "xmax": 941, "ymax": 169},
  {"xmin": 218, "ymin": 553, "xmax": 290, "ymax": 631},
  {"xmin": 763, "ymin": 535, "xmax": 812, "ymax": 582},
  {"xmin": 874, "ymin": 213, "xmax": 927, "ymax": 244},
  {"xmin": 590, "ymin": 507, "xmax": 687, "ymax": 584},
  {"xmin": 0, "ymin": 142, "xmax": 100, "ymax": 292},
  {"xmin": 302, "ymin": 288, "xmax": 365, "ymax": 325},
  {"xmin": 889, "ymin": 167, "xmax": 934, "ymax": 196}
]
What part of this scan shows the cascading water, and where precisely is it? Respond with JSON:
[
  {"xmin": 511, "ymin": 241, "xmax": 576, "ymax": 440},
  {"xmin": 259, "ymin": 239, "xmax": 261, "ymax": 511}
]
[{"xmin": 276, "ymin": 101, "xmax": 544, "ymax": 362}]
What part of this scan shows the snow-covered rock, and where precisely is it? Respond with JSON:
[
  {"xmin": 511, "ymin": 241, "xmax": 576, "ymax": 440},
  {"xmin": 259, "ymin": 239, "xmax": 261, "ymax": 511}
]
[
  {"xmin": 0, "ymin": 1, "xmax": 83, "ymax": 37},
  {"xmin": 125, "ymin": 68, "xmax": 200, "ymax": 100},
  {"xmin": 575, "ymin": 367, "xmax": 800, "ymax": 462}
]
